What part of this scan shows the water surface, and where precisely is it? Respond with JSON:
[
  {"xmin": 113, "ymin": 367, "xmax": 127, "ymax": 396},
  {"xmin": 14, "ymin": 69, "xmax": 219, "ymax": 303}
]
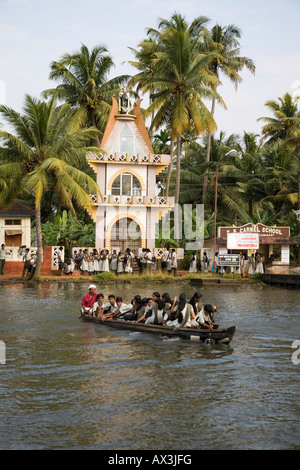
[{"xmin": 0, "ymin": 281, "xmax": 299, "ymax": 450}]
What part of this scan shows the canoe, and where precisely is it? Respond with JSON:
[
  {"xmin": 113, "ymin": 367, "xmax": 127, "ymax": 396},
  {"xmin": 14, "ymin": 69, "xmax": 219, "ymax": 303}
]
[{"xmin": 80, "ymin": 314, "xmax": 237, "ymax": 345}]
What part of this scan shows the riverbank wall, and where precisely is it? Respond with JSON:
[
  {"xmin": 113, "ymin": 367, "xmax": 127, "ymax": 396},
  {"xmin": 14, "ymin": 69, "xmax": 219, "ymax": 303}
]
[{"xmin": 262, "ymin": 273, "xmax": 300, "ymax": 287}]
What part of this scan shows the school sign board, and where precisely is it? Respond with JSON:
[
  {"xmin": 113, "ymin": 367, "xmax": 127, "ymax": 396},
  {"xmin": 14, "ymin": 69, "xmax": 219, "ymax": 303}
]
[
  {"xmin": 219, "ymin": 223, "xmax": 290, "ymax": 243},
  {"xmin": 218, "ymin": 254, "xmax": 240, "ymax": 267},
  {"xmin": 227, "ymin": 232, "xmax": 259, "ymax": 250}
]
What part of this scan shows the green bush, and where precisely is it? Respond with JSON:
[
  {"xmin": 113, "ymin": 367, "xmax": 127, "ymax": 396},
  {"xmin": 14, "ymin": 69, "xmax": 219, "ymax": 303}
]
[{"xmin": 93, "ymin": 272, "xmax": 116, "ymax": 281}]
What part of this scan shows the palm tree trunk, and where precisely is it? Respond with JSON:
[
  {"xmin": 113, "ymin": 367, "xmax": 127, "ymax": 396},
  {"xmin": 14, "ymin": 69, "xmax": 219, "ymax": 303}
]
[
  {"xmin": 33, "ymin": 202, "xmax": 43, "ymax": 279},
  {"xmin": 174, "ymin": 135, "xmax": 181, "ymax": 244},
  {"xmin": 89, "ymin": 108, "xmax": 101, "ymax": 148},
  {"xmin": 175, "ymin": 135, "xmax": 181, "ymax": 205},
  {"xmin": 165, "ymin": 137, "xmax": 174, "ymax": 199},
  {"xmin": 203, "ymin": 96, "xmax": 216, "ymax": 198}
]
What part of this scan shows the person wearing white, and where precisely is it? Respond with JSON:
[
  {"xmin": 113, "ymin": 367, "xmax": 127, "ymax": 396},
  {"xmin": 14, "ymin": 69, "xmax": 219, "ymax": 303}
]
[
  {"xmin": 255, "ymin": 253, "xmax": 264, "ymax": 273},
  {"xmin": 110, "ymin": 250, "xmax": 118, "ymax": 272},
  {"xmin": 167, "ymin": 252, "xmax": 172, "ymax": 274},
  {"xmin": 57, "ymin": 246, "xmax": 64, "ymax": 275},
  {"xmin": 248, "ymin": 254, "xmax": 255, "ymax": 274},
  {"xmin": 114, "ymin": 296, "xmax": 132, "ymax": 318},
  {"xmin": 92, "ymin": 293, "xmax": 104, "ymax": 317},
  {"xmin": 140, "ymin": 248, "xmax": 147, "ymax": 273},
  {"xmin": 93, "ymin": 250, "xmax": 100, "ymax": 274},
  {"xmin": 88, "ymin": 251, "xmax": 95, "ymax": 275},
  {"xmin": 161, "ymin": 248, "xmax": 170, "ymax": 272},
  {"xmin": 98, "ymin": 250, "xmax": 105, "ymax": 272},
  {"xmin": 81, "ymin": 249, "xmax": 89, "ymax": 274},
  {"xmin": 170, "ymin": 249, "xmax": 177, "ymax": 276},
  {"xmin": 189, "ymin": 251, "xmax": 197, "ymax": 272},
  {"xmin": 145, "ymin": 249, "xmax": 153, "ymax": 273},
  {"xmin": 64, "ymin": 257, "xmax": 74, "ymax": 275},
  {"xmin": 197, "ymin": 304, "xmax": 218, "ymax": 329},
  {"xmin": 124, "ymin": 249, "xmax": 134, "ymax": 273},
  {"xmin": 237, "ymin": 251, "xmax": 245, "ymax": 276},
  {"xmin": 166, "ymin": 294, "xmax": 197, "ymax": 328},
  {"xmin": 27, "ymin": 251, "xmax": 38, "ymax": 280},
  {"xmin": 202, "ymin": 251, "xmax": 208, "ymax": 273},
  {"xmin": 22, "ymin": 248, "xmax": 31, "ymax": 278},
  {"xmin": 144, "ymin": 292, "xmax": 164, "ymax": 325},
  {"xmin": 102, "ymin": 250, "xmax": 110, "ymax": 272},
  {"xmin": 117, "ymin": 252, "xmax": 124, "ymax": 274}
]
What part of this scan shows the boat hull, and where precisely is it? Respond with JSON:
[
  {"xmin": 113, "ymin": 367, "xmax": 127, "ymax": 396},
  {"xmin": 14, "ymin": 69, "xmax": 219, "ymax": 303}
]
[{"xmin": 81, "ymin": 315, "xmax": 237, "ymax": 344}]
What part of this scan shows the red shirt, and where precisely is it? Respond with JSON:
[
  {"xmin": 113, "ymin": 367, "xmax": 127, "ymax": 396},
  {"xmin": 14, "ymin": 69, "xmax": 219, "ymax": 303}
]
[{"xmin": 82, "ymin": 292, "xmax": 98, "ymax": 308}]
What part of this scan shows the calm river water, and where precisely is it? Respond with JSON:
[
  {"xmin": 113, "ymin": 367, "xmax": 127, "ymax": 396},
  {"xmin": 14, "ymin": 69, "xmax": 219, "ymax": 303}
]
[{"xmin": 0, "ymin": 281, "xmax": 299, "ymax": 450}]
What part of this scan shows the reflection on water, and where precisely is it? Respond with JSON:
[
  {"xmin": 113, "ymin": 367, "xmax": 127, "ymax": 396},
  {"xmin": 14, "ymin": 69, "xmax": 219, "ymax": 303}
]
[{"xmin": 0, "ymin": 281, "xmax": 300, "ymax": 450}]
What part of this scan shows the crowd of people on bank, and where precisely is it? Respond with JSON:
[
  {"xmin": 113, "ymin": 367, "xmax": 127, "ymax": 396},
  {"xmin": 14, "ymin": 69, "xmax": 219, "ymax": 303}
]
[
  {"xmin": 81, "ymin": 285, "xmax": 218, "ymax": 330},
  {"xmin": 0, "ymin": 243, "xmax": 266, "ymax": 279},
  {"xmin": 188, "ymin": 250, "xmax": 265, "ymax": 275},
  {"xmin": 61, "ymin": 247, "xmax": 179, "ymax": 276}
]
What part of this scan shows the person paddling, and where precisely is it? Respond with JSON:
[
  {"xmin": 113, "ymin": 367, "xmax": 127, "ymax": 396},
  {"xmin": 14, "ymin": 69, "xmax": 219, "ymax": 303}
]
[{"xmin": 81, "ymin": 285, "xmax": 98, "ymax": 316}]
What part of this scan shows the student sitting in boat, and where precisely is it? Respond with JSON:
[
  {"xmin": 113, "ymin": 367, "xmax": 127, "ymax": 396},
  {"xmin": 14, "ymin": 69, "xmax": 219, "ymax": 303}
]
[
  {"xmin": 165, "ymin": 293, "xmax": 197, "ymax": 328},
  {"xmin": 144, "ymin": 291, "xmax": 164, "ymax": 325},
  {"xmin": 113, "ymin": 296, "xmax": 132, "ymax": 319},
  {"xmin": 99, "ymin": 294, "xmax": 120, "ymax": 321},
  {"xmin": 81, "ymin": 285, "xmax": 98, "ymax": 315},
  {"xmin": 132, "ymin": 297, "xmax": 153, "ymax": 324},
  {"xmin": 93, "ymin": 293, "xmax": 104, "ymax": 317},
  {"xmin": 123, "ymin": 295, "xmax": 143, "ymax": 321},
  {"xmin": 197, "ymin": 304, "xmax": 219, "ymax": 329},
  {"xmin": 188, "ymin": 292, "xmax": 203, "ymax": 319},
  {"xmin": 162, "ymin": 293, "xmax": 173, "ymax": 325},
  {"xmin": 96, "ymin": 295, "xmax": 116, "ymax": 321}
]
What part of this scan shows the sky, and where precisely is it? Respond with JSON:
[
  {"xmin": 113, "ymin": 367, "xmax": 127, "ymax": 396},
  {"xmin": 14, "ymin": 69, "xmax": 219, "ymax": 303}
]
[{"xmin": 0, "ymin": 0, "xmax": 300, "ymax": 140}]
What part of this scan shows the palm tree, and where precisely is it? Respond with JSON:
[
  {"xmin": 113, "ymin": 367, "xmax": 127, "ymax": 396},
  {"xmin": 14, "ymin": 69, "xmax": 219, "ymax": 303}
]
[
  {"xmin": 44, "ymin": 44, "xmax": 129, "ymax": 147},
  {"xmin": 201, "ymin": 23, "xmax": 256, "ymax": 196},
  {"xmin": 139, "ymin": 13, "xmax": 223, "ymax": 207},
  {"xmin": 0, "ymin": 95, "xmax": 101, "ymax": 278},
  {"xmin": 152, "ymin": 129, "xmax": 171, "ymax": 154},
  {"xmin": 220, "ymin": 132, "xmax": 265, "ymax": 219},
  {"xmin": 259, "ymin": 141, "xmax": 299, "ymax": 212},
  {"xmin": 258, "ymin": 92, "xmax": 300, "ymax": 146}
]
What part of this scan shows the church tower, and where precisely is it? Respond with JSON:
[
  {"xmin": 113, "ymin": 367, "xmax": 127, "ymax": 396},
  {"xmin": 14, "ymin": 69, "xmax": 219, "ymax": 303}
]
[{"xmin": 86, "ymin": 88, "xmax": 174, "ymax": 254}]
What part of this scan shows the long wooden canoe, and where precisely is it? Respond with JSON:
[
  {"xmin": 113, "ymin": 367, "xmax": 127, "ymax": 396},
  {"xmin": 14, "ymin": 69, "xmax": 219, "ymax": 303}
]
[{"xmin": 81, "ymin": 314, "xmax": 237, "ymax": 345}]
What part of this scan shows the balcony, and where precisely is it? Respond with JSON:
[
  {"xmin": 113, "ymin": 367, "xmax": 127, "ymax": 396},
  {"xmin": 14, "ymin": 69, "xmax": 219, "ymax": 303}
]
[
  {"xmin": 86, "ymin": 151, "xmax": 171, "ymax": 166},
  {"xmin": 90, "ymin": 194, "xmax": 175, "ymax": 207}
]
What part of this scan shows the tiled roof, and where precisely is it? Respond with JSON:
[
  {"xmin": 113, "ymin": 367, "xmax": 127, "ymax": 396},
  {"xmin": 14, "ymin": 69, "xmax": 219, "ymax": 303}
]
[{"xmin": 0, "ymin": 201, "xmax": 35, "ymax": 217}]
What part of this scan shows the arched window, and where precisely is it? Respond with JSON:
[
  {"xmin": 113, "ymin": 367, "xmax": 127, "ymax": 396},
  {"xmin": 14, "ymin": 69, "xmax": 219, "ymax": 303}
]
[{"xmin": 111, "ymin": 173, "xmax": 142, "ymax": 196}]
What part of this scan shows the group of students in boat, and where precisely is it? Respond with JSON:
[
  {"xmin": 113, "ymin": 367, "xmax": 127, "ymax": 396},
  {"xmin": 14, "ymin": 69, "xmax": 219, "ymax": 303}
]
[{"xmin": 81, "ymin": 285, "xmax": 218, "ymax": 330}]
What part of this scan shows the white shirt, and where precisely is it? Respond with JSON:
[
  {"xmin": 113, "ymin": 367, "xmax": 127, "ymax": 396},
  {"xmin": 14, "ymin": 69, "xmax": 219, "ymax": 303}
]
[
  {"xmin": 162, "ymin": 250, "xmax": 169, "ymax": 262},
  {"xmin": 198, "ymin": 308, "xmax": 211, "ymax": 326},
  {"xmin": 0, "ymin": 249, "xmax": 6, "ymax": 260},
  {"xmin": 145, "ymin": 252, "xmax": 153, "ymax": 264},
  {"xmin": 171, "ymin": 252, "xmax": 177, "ymax": 268},
  {"xmin": 57, "ymin": 249, "xmax": 63, "ymax": 262},
  {"xmin": 23, "ymin": 252, "xmax": 31, "ymax": 262}
]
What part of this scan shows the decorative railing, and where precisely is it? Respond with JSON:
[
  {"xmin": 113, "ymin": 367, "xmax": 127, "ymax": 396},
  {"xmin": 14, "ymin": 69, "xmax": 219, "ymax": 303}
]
[
  {"xmin": 90, "ymin": 194, "xmax": 175, "ymax": 206},
  {"xmin": 3, "ymin": 246, "xmax": 63, "ymax": 270},
  {"xmin": 86, "ymin": 152, "xmax": 171, "ymax": 165}
]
